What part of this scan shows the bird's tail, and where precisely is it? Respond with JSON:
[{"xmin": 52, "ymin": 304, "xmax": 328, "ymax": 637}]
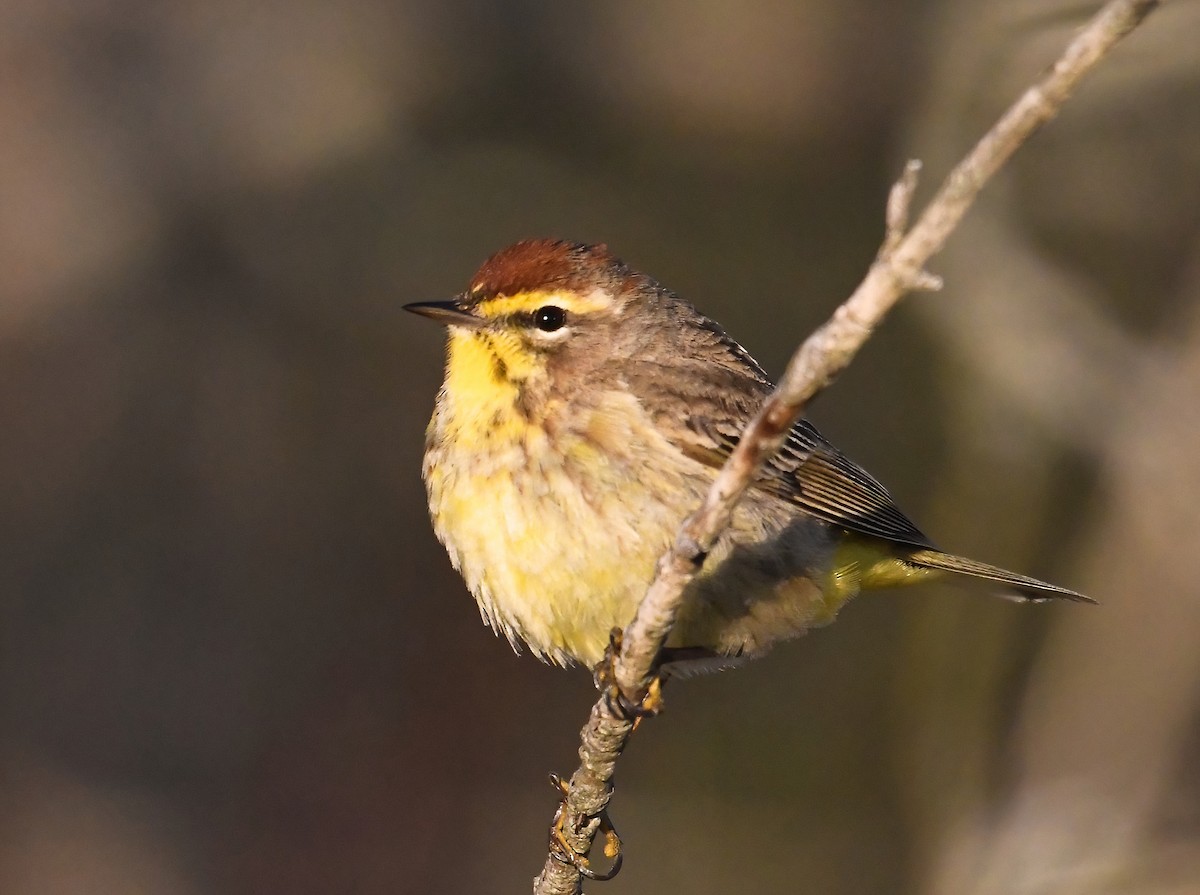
[{"xmin": 905, "ymin": 548, "xmax": 1095, "ymax": 604}]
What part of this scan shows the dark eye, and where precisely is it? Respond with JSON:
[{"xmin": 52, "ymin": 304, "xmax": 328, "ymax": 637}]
[{"xmin": 533, "ymin": 306, "xmax": 566, "ymax": 332}]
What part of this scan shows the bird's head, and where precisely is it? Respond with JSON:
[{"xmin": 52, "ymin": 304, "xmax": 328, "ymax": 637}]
[{"xmin": 405, "ymin": 240, "xmax": 661, "ymax": 393}]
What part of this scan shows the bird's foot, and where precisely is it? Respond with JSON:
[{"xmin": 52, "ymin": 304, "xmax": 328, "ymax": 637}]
[
  {"xmin": 547, "ymin": 774, "xmax": 623, "ymax": 881},
  {"xmin": 593, "ymin": 628, "xmax": 667, "ymax": 727}
]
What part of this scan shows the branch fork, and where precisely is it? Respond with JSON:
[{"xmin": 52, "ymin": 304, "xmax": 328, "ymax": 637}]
[{"xmin": 878, "ymin": 160, "xmax": 943, "ymax": 293}]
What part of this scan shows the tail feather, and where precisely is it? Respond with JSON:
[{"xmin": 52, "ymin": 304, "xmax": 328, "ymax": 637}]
[{"xmin": 906, "ymin": 549, "xmax": 1095, "ymax": 604}]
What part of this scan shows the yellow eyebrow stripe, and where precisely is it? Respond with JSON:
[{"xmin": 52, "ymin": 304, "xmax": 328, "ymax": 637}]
[{"xmin": 475, "ymin": 290, "xmax": 613, "ymax": 319}]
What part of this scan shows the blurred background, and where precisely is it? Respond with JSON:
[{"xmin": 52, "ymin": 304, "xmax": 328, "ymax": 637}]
[{"xmin": 2, "ymin": 1, "xmax": 1198, "ymax": 892}]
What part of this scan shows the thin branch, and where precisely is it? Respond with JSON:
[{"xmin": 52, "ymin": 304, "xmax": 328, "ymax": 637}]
[{"xmin": 533, "ymin": 2, "xmax": 1161, "ymax": 892}]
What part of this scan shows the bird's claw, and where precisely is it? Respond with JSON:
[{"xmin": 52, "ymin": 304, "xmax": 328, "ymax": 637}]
[
  {"xmin": 547, "ymin": 774, "xmax": 623, "ymax": 881},
  {"xmin": 593, "ymin": 628, "xmax": 667, "ymax": 728}
]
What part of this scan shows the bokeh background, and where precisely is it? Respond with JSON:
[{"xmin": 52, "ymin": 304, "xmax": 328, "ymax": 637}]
[{"xmin": 3, "ymin": 1, "xmax": 1199, "ymax": 893}]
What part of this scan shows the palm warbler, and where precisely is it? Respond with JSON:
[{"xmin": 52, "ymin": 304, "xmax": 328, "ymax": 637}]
[{"xmin": 407, "ymin": 240, "xmax": 1091, "ymax": 670}]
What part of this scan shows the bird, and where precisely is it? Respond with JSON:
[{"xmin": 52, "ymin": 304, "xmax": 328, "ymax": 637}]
[{"xmin": 406, "ymin": 239, "xmax": 1092, "ymax": 674}]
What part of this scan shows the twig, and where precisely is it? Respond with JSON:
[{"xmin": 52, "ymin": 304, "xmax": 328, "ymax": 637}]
[{"xmin": 533, "ymin": 2, "xmax": 1161, "ymax": 892}]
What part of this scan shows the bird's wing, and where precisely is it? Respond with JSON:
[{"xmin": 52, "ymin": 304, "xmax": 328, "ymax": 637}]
[{"xmin": 623, "ymin": 352, "xmax": 936, "ymax": 549}]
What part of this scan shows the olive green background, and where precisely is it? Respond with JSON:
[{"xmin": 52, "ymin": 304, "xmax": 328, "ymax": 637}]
[{"xmin": 2, "ymin": 2, "xmax": 1198, "ymax": 893}]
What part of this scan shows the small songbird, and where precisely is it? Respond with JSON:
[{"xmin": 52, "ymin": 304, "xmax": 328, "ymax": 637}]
[{"xmin": 407, "ymin": 240, "xmax": 1091, "ymax": 672}]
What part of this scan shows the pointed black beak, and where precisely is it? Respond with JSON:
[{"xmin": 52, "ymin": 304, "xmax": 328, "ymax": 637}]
[{"xmin": 403, "ymin": 300, "xmax": 483, "ymax": 328}]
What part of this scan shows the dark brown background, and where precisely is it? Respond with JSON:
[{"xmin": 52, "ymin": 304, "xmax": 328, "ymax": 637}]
[{"xmin": 2, "ymin": 2, "xmax": 1198, "ymax": 893}]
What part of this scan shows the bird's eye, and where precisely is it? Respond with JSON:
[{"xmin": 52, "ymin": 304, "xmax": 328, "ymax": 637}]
[{"xmin": 533, "ymin": 306, "xmax": 567, "ymax": 332}]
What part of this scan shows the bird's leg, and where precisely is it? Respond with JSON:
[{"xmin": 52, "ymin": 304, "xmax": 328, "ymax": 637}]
[
  {"xmin": 593, "ymin": 628, "xmax": 667, "ymax": 726},
  {"xmin": 547, "ymin": 774, "xmax": 624, "ymax": 881}
]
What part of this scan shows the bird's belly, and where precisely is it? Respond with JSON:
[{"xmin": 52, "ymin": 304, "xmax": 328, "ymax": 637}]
[{"xmin": 425, "ymin": 417, "xmax": 703, "ymax": 666}]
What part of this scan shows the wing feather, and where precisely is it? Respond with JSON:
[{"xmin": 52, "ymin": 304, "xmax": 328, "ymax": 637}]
[{"xmin": 621, "ymin": 336, "xmax": 935, "ymax": 549}]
